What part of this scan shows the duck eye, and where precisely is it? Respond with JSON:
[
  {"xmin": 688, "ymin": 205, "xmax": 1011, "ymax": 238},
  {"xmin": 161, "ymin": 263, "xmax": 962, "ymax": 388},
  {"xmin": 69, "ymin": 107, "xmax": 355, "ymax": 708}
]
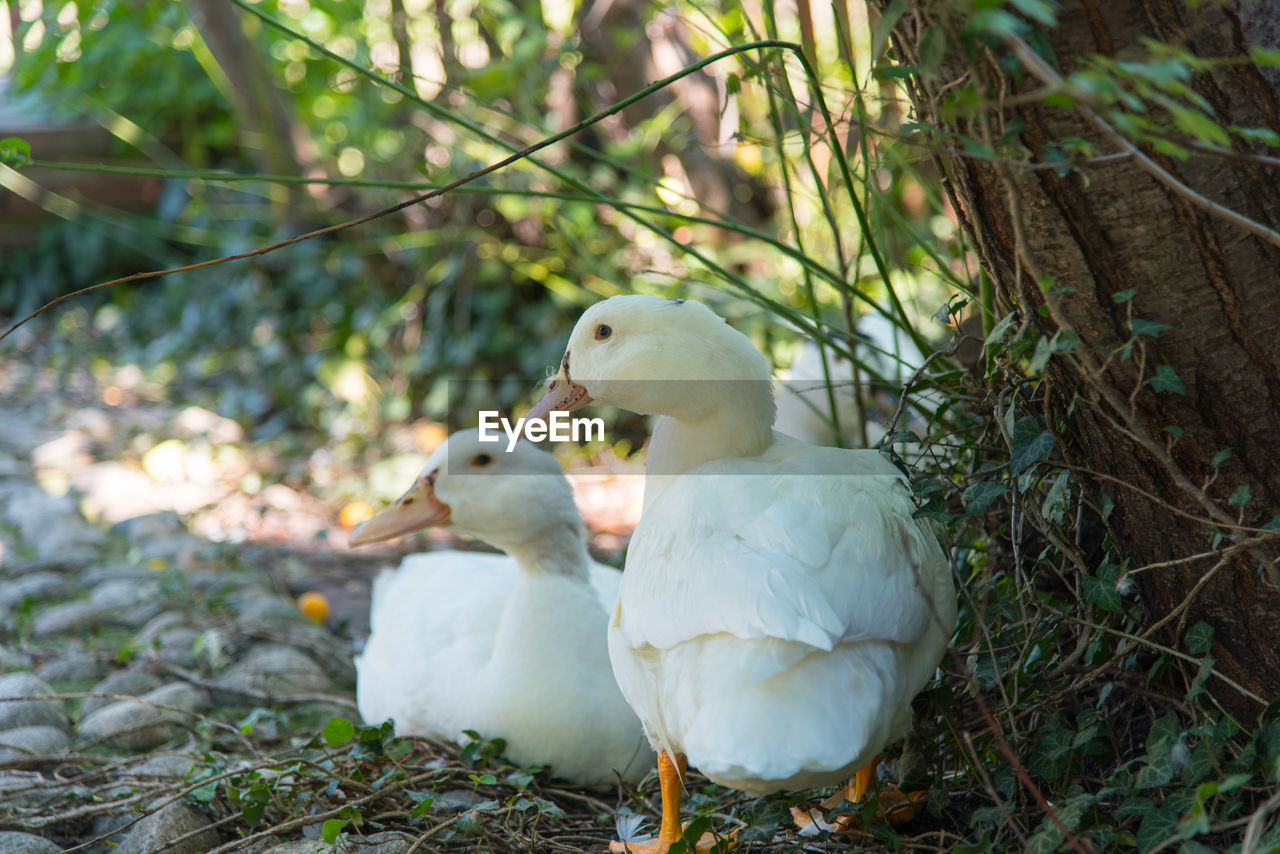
[
  {"xmin": 595, "ymin": 324, "xmax": 612, "ymax": 341},
  {"xmin": 472, "ymin": 453, "xmax": 492, "ymax": 467}
]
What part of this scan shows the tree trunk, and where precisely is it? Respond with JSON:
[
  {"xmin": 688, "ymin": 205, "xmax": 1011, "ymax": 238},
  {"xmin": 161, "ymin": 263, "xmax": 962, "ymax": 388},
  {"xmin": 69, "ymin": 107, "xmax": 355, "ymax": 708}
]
[
  {"xmin": 575, "ymin": 0, "xmax": 775, "ymax": 229},
  {"xmin": 186, "ymin": 0, "xmax": 317, "ymax": 211},
  {"xmin": 882, "ymin": 0, "xmax": 1280, "ymax": 719}
]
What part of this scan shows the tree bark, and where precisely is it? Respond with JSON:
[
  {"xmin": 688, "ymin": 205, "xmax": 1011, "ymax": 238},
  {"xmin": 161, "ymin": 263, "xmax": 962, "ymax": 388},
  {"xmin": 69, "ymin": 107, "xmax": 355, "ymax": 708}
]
[
  {"xmin": 186, "ymin": 0, "xmax": 317, "ymax": 210},
  {"xmin": 882, "ymin": 0, "xmax": 1280, "ymax": 719}
]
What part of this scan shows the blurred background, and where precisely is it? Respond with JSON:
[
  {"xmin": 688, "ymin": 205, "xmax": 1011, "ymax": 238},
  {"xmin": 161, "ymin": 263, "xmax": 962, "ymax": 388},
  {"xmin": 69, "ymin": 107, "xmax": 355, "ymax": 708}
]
[{"xmin": 0, "ymin": 0, "xmax": 976, "ymax": 547}]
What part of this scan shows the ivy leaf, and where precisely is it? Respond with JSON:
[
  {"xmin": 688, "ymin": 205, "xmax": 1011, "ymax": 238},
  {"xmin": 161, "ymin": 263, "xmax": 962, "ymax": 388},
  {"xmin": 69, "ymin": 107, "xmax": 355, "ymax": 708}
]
[
  {"xmin": 1185, "ymin": 621, "xmax": 1214, "ymax": 654},
  {"xmin": 1082, "ymin": 572, "xmax": 1123, "ymax": 613},
  {"xmin": 1135, "ymin": 751, "xmax": 1175, "ymax": 790},
  {"xmin": 1229, "ymin": 484, "xmax": 1251, "ymax": 507},
  {"xmin": 323, "ymin": 717, "xmax": 356, "ymax": 747},
  {"xmin": 964, "ymin": 481, "xmax": 1010, "ymax": 515},
  {"xmin": 1030, "ymin": 725, "xmax": 1074, "ymax": 781},
  {"xmin": 1112, "ymin": 288, "xmax": 1138, "ymax": 303},
  {"xmin": 1009, "ymin": 416, "xmax": 1055, "ymax": 475},
  {"xmin": 1029, "ymin": 329, "xmax": 1078, "ymax": 372},
  {"xmin": 985, "ymin": 311, "xmax": 1017, "ymax": 350},
  {"xmin": 1130, "ymin": 318, "xmax": 1172, "ymax": 338},
  {"xmin": 321, "ymin": 818, "xmax": 348, "ymax": 844},
  {"xmin": 1148, "ymin": 364, "xmax": 1186, "ymax": 394}
]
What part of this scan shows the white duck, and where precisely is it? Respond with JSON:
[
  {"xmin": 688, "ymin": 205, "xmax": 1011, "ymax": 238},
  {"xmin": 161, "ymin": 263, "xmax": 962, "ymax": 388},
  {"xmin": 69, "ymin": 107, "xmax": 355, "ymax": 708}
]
[
  {"xmin": 526, "ymin": 296, "xmax": 956, "ymax": 851},
  {"xmin": 775, "ymin": 314, "xmax": 930, "ymax": 449},
  {"xmin": 348, "ymin": 428, "xmax": 653, "ymax": 787}
]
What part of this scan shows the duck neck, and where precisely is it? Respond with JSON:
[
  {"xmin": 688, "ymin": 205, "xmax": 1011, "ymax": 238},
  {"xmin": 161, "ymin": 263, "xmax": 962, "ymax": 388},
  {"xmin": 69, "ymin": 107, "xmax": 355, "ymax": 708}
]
[
  {"xmin": 645, "ymin": 380, "xmax": 775, "ymax": 477},
  {"xmin": 500, "ymin": 524, "xmax": 593, "ymax": 581}
]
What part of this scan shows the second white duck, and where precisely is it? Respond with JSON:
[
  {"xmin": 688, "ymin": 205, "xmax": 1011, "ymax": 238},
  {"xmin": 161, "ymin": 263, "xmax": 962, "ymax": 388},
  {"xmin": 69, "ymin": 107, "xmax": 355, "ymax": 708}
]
[{"xmin": 349, "ymin": 428, "xmax": 653, "ymax": 786}]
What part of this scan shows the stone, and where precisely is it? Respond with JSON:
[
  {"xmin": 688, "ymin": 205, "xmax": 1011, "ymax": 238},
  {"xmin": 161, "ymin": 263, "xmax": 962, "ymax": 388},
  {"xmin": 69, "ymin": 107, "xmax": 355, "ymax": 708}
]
[
  {"xmin": 71, "ymin": 462, "xmax": 171, "ymax": 526},
  {"xmin": 127, "ymin": 754, "xmax": 196, "ymax": 778},
  {"xmin": 67, "ymin": 406, "xmax": 114, "ymax": 443},
  {"xmin": 261, "ymin": 834, "xmax": 411, "ymax": 854},
  {"xmin": 109, "ymin": 511, "xmax": 187, "ymax": 545},
  {"xmin": 0, "ymin": 831, "xmax": 64, "ymax": 853},
  {"xmin": 140, "ymin": 626, "xmax": 202, "ymax": 667},
  {"xmin": 232, "ymin": 588, "xmax": 300, "ymax": 624},
  {"xmin": 78, "ymin": 682, "xmax": 207, "ymax": 751},
  {"xmin": 31, "ymin": 431, "xmax": 93, "ymax": 476},
  {"xmin": 112, "ymin": 799, "xmax": 219, "ymax": 854},
  {"xmin": 173, "ymin": 406, "xmax": 244, "ymax": 444},
  {"xmin": 0, "ymin": 646, "xmax": 33, "ymax": 671},
  {"xmin": 0, "ymin": 773, "xmax": 74, "ymax": 809},
  {"xmin": 0, "ymin": 572, "xmax": 75, "ymax": 609},
  {"xmin": 81, "ymin": 669, "xmax": 163, "ymax": 718},
  {"xmin": 0, "ymin": 725, "xmax": 71, "ymax": 762},
  {"xmin": 31, "ymin": 601, "xmax": 118, "ymax": 638},
  {"xmin": 4, "ymin": 485, "xmax": 107, "ymax": 566},
  {"xmin": 136, "ymin": 535, "xmax": 208, "ymax": 567},
  {"xmin": 36, "ymin": 653, "xmax": 106, "ymax": 685},
  {"xmin": 137, "ymin": 611, "xmax": 187, "ymax": 644},
  {"xmin": 214, "ymin": 644, "xmax": 331, "ymax": 701},
  {"xmin": 90, "ymin": 578, "xmax": 160, "ymax": 610},
  {"xmin": 80, "ymin": 563, "xmax": 157, "ymax": 587},
  {"xmin": 0, "ymin": 452, "xmax": 32, "ymax": 479},
  {"xmin": 0, "ymin": 673, "xmax": 68, "ymax": 732}
]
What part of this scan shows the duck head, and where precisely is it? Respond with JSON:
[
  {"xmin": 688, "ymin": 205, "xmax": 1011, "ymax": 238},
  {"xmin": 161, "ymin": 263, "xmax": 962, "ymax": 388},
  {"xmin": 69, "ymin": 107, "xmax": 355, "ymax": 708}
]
[
  {"xmin": 527, "ymin": 295, "xmax": 775, "ymax": 424},
  {"xmin": 349, "ymin": 428, "xmax": 584, "ymax": 557}
]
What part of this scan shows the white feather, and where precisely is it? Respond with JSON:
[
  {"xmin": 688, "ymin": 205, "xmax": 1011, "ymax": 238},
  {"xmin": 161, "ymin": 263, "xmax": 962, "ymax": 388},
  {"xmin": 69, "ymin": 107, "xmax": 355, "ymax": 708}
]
[{"xmin": 354, "ymin": 430, "xmax": 654, "ymax": 786}]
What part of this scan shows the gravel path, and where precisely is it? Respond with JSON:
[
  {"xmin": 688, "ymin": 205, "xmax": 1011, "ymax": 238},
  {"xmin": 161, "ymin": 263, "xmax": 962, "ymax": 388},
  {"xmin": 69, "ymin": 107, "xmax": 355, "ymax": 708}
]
[{"xmin": 0, "ymin": 396, "xmax": 437, "ymax": 853}]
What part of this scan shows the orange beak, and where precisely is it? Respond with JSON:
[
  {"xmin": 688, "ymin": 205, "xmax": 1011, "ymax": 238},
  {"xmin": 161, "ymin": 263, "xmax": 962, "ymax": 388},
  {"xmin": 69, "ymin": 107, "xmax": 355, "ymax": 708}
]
[
  {"xmin": 525, "ymin": 356, "xmax": 592, "ymax": 427},
  {"xmin": 349, "ymin": 472, "xmax": 451, "ymax": 546}
]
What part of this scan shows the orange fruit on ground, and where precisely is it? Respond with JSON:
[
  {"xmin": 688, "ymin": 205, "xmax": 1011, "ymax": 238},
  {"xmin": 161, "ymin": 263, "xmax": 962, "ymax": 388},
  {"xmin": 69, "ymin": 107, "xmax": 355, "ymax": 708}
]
[
  {"xmin": 339, "ymin": 501, "xmax": 374, "ymax": 529},
  {"xmin": 298, "ymin": 591, "xmax": 330, "ymax": 623}
]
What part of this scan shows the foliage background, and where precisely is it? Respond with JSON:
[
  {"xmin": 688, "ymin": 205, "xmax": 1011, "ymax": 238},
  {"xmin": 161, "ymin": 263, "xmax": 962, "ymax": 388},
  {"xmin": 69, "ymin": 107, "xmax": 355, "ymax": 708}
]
[{"xmin": 2, "ymin": 0, "xmax": 1279, "ymax": 851}]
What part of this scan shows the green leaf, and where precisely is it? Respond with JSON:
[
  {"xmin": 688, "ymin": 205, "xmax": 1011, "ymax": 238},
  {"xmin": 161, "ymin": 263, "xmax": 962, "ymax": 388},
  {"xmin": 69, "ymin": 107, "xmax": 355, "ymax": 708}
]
[
  {"xmin": 1167, "ymin": 102, "xmax": 1230, "ymax": 147},
  {"xmin": 964, "ymin": 481, "xmax": 1010, "ymax": 514},
  {"xmin": 1029, "ymin": 329, "xmax": 1077, "ymax": 372},
  {"xmin": 1229, "ymin": 484, "xmax": 1252, "ymax": 507},
  {"xmin": 0, "ymin": 137, "xmax": 32, "ymax": 168},
  {"xmin": 1041, "ymin": 469, "xmax": 1071, "ymax": 524},
  {"xmin": 1185, "ymin": 621, "xmax": 1214, "ymax": 654},
  {"xmin": 870, "ymin": 0, "xmax": 909, "ymax": 60},
  {"xmin": 1233, "ymin": 125, "xmax": 1280, "ymax": 146},
  {"xmin": 323, "ymin": 717, "xmax": 356, "ymax": 747},
  {"xmin": 1009, "ymin": 416, "xmax": 1055, "ymax": 475},
  {"xmin": 1211, "ymin": 449, "xmax": 1232, "ymax": 467},
  {"xmin": 1112, "ymin": 288, "xmax": 1138, "ymax": 303},
  {"xmin": 1008, "ymin": 0, "xmax": 1058, "ymax": 26},
  {"xmin": 1252, "ymin": 45, "xmax": 1280, "ymax": 68},
  {"xmin": 1178, "ymin": 842, "xmax": 1218, "ymax": 854},
  {"xmin": 1148, "ymin": 364, "xmax": 1186, "ymax": 394},
  {"xmin": 408, "ymin": 793, "xmax": 435, "ymax": 818},
  {"xmin": 985, "ymin": 311, "xmax": 1017, "ymax": 350},
  {"xmin": 1136, "ymin": 752, "xmax": 1172, "ymax": 793},
  {"xmin": 321, "ymin": 818, "xmax": 348, "ymax": 844},
  {"xmin": 1130, "ymin": 318, "xmax": 1172, "ymax": 338},
  {"xmin": 1030, "ymin": 725, "xmax": 1074, "ymax": 781},
  {"xmin": 1082, "ymin": 572, "xmax": 1123, "ymax": 613}
]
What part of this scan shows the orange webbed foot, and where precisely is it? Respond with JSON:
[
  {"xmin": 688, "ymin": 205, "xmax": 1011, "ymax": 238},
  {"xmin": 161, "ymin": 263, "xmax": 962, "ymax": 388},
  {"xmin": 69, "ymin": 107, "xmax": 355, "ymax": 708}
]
[{"xmin": 791, "ymin": 758, "xmax": 927, "ymax": 835}]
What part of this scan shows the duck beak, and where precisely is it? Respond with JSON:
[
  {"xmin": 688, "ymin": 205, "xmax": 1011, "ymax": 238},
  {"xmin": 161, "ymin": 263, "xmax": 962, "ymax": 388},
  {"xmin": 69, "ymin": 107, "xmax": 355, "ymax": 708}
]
[
  {"xmin": 349, "ymin": 472, "xmax": 451, "ymax": 546},
  {"xmin": 525, "ymin": 353, "xmax": 592, "ymax": 427}
]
